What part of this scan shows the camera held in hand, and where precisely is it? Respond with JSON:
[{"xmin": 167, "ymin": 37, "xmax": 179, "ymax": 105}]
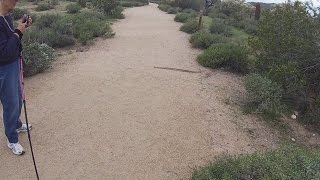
[{"xmin": 22, "ymin": 14, "xmax": 30, "ymax": 26}]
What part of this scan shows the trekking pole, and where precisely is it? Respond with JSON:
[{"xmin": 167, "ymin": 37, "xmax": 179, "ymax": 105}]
[{"xmin": 20, "ymin": 57, "xmax": 40, "ymax": 180}]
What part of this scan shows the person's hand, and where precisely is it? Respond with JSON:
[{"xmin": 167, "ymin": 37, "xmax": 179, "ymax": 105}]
[
  {"xmin": 25, "ymin": 16, "xmax": 33, "ymax": 28},
  {"xmin": 17, "ymin": 16, "xmax": 32, "ymax": 33},
  {"xmin": 17, "ymin": 21, "xmax": 27, "ymax": 33}
]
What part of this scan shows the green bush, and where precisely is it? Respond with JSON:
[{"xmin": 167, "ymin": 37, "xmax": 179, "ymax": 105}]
[
  {"xmin": 169, "ymin": 0, "xmax": 201, "ymax": 11},
  {"xmin": 209, "ymin": 12, "xmax": 228, "ymax": 19},
  {"xmin": 245, "ymin": 73, "xmax": 284, "ymax": 116},
  {"xmin": 158, "ymin": 4, "xmax": 171, "ymax": 12},
  {"xmin": 34, "ymin": 14, "xmax": 60, "ymax": 29},
  {"xmin": 249, "ymin": 2, "xmax": 320, "ymax": 121},
  {"xmin": 167, "ymin": 7, "xmax": 178, "ymax": 14},
  {"xmin": 109, "ymin": 6, "xmax": 124, "ymax": 19},
  {"xmin": 182, "ymin": 8, "xmax": 197, "ymax": 14},
  {"xmin": 10, "ymin": 8, "xmax": 29, "ymax": 20},
  {"xmin": 197, "ymin": 43, "xmax": 250, "ymax": 73},
  {"xmin": 35, "ymin": 3, "xmax": 53, "ymax": 11},
  {"xmin": 121, "ymin": 1, "xmax": 136, "ymax": 7},
  {"xmin": 23, "ymin": 14, "xmax": 75, "ymax": 48},
  {"xmin": 50, "ymin": 0, "xmax": 59, "ymax": 6},
  {"xmin": 217, "ymin": 0, "xmax": 245, "ymax": 18},
  {"xmin": 210, "ymin": 19, "xmax": 231, "ymax": 36},
  {"xmin": 66, "ymin": 3, "xmax": 81, "ymax": 14},
  {"xmin": 180, "ymin": 19, "xmax": 198, "ymax": 34},
  {"xmin": 51, "ymin": 15, "xmax": 74, "ymax": 35},
  {"xmin": 174, "ymin": 12, "xmax": 196, "ymax": 23},
  {"xmin": 190, "ymin": 31, "xmax": 213, "ymax": 49},
  {"xmin": 23, "ymin": 43, "xmax": 55, "ymax": 77},
  {"xmin": 78, "ymin": 0, "xmax": 86, "ymax": 7},
  {"xmin": 25, "ymin": 11, "xmax": 112, "ymax": 46},
  {"xmin": 190, "ymin": 31, "xmax": 226, "ymax": 49},
  {"xmin": 72, "ymin": 10, "xmax": 107, "ymax": 20},
  {"xmin": 132, "ymin": 1, "xmax": 146, "ymax": 6},
  {"xmin": 72, "ymin": 12, "xmax": 113, "ymax": 44},
  {"xmin": 23, "ymin": 27, "xmax": 76, "ymax": 48},
  {"xmin": 92, "ymin": 0, "xmax": 119, "ymax": 15},
  {"xmin": 226, "ymin": 17, "xmax": 258, "ymax": 35},
  {"xmin": 24, "ymin": 14, "xmax": 75, "ymax": 48},
  {"xmin": 244, "ymin": 23, "xmax": 257, "ymax": 35},
  {"xmin": 192, "ymin": 145, "xmax": 320, "ymax": 180},
  {"xmin": 149, "ymin": 0, "xmax": 160, "ymax": 4},
  {"xmin": 210, "ymin": 34, "xmax": 228, "ymax": 43}
]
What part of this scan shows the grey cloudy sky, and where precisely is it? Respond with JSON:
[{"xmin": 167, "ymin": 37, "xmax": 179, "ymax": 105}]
[{"xmin": 246, "ymin": 0, "xmax": 320, "ymax": 6}]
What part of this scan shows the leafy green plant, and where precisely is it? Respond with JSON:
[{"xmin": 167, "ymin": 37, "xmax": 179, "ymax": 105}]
[
  {"xmin": 210, "ymin": 19, "xmax": 231, "ymax": 36},
  {"xmin": 158, "ymin": 4, "xmax": 171, "ymax": 12},
  {"xmin": 197, "ymin": 43, "xmax": 250, "ymax": 73},
  {"xmin": 23, "ymin": 43, "xmax": 56, "ymax": 77},
  {"xmin": 50, "ymin": 0, "xmax": 59, "ymax": 6},
  {"xmin": 35, "ymin": 3, "xmax": 53, "ymax": 11},
  {"xmin": 174, "ymin": 12, "xmax": 197, "ymax": 23},
  {"xmin": 23, "ymin": 27, "xmax": 75, "ymax": 48},
  {"xmin": 249, "ymin": 2, "xmax": 320, "ymax": 122},
  {"xmin": 91, "ymin": 0, "xmax": 119, "ymax": 15},
  {"xmin": 10, "ymin": 8, "xmax": 29, "ymax": 20},
  {"xmin": 167, "ymin": 7, "xmax": 177, "ymax": 14},
  {"xmin": 78, "ymin": 0, "xmax": 86, "ymax": 7},
  {"xmin": 192, "ymin": 145, "xmax": 320, "ymax": 180},
  {"xmin": 66, "ymin": 3, "xmax": 82, "ymax": 14},
  {"xmin": 180, "ymin": 19, "xmax": 198, "ymax": 34},
  {"xmin": 245, "ymin": 73, "xmax": 285, "ymax": 117},
  {"xmin": 190, "ymin": 31, "xmax": 226, "ymax": 49}
]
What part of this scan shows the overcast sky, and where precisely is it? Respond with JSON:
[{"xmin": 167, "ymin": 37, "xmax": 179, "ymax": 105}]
[{"xmin": 246, "ymin": 0, "xmax": 320, "ymax": 6}]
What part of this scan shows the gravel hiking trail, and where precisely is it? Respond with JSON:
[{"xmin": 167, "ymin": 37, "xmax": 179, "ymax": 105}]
[{"xmin": 0, "ymin": 3, "xmax": 279, "ymax": 180}]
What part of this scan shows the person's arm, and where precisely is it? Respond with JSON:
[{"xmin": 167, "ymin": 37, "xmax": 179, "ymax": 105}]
[{"xmin": 0, "ymin": 27, "xmax": 21, "ymax": 63}]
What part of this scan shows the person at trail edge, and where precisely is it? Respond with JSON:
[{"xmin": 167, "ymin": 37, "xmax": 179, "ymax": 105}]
[{"xmin": 0, "ymin": 0, "xmax": 32, "ymax": 155}]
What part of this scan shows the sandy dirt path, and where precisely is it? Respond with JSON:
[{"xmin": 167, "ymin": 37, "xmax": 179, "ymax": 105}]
[{"xmin": 0, "ymin": 4, "xmax": 279, "ymax": 179}]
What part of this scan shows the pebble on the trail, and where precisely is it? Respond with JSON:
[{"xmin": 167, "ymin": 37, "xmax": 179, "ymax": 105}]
[{"xmin": 291, "ymin": 114, "xmax": 297, "ymax": 119}]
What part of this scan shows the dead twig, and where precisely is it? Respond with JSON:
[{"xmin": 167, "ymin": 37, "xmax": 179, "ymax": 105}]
[{"xmin": 154, "ymin": 66, "xmax": 200, "ymax": 73}]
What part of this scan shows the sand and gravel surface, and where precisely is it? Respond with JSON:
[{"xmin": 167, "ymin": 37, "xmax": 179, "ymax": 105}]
[{"xmin": 0, "ymin": 3, "xmax": 279, "ymax": 179}]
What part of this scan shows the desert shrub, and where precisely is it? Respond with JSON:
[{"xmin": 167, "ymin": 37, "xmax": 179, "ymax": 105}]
[
  {"xmin": 192, "ymin": 145, "xmax": 320, "ymax": 180},
  {"xmin": 182, "ymin": 8, "xmax": 197, "ymax": 14},
  {"xmin": 23, "ymin": 27, "xmax": 75, "ymax": 48},
  {"xmin": 34, "ymin": 14, "xmax": 60, "ymax": 29},
  {"xmin": 245, "ymin": 73, "xmax": 285, "ymax": 117},
  {"xmin": 109, "ymin": 6, "xmax": 124, "ymax": 19},
  {"xmin": 23, "ymin": 43, "xmax": 56, "ymax": 77},
  {"xmin": 66, "ymin": 3, "xmax": 82, "ymax": 14},
  {"xmin": 50, "ymin": 0, "xmax": 59, "ymax": 6},
  {"xmin": 35, "ymin": 3, "xmax": 53, "ymax": 11},
  {"xmin": 91, "ymin": 0, "xmax": 119, "ymax": 15},
  {"xmin": 249, "ymin": 2, "xmax": 320, "ymax": 123},
  {"xmin": 121, "ymin": 1, "xmax": 136, "ymax": 7},
  {"xmin": 197, "ymin": 43, "xmax": 250, "ymax": 73},
  {"xmin": 167, "ymin": 7, "xmax": 179, "ymax": 14},
  {"xmin": 190, "ymin": 30, "xmax": 213, "ymax": 49},
  {"xmin": 71, "ymin": 12, "xmax": 112, "ymax": 44},
  {"xmin": 78, "ymin": 0, "xmax": 86, "ymax": 7},
  {"xmin": 10, "ymin": 8, "xmax": 29, "ymax": 20},
  {"xmin": 210, "ymin": 19, "xmax": 231, "ymax": 36},
  {"xmin": 158, "ymin": 4, "xmax": 171, "ymax": 12},
  {"xmin": 180, "ymin": 19, "xmax": 198, "ymax": 34},
  {"xmin": 174, "ymin": 12, "xmax": 197, "ymax": 23},
  {"xmin": 168, "ymin": 0, "xmax": 201, "ymax": 11},
  {"xmin": 190, "ymin": 31, "xmax": 226, "ymax": 49}
]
